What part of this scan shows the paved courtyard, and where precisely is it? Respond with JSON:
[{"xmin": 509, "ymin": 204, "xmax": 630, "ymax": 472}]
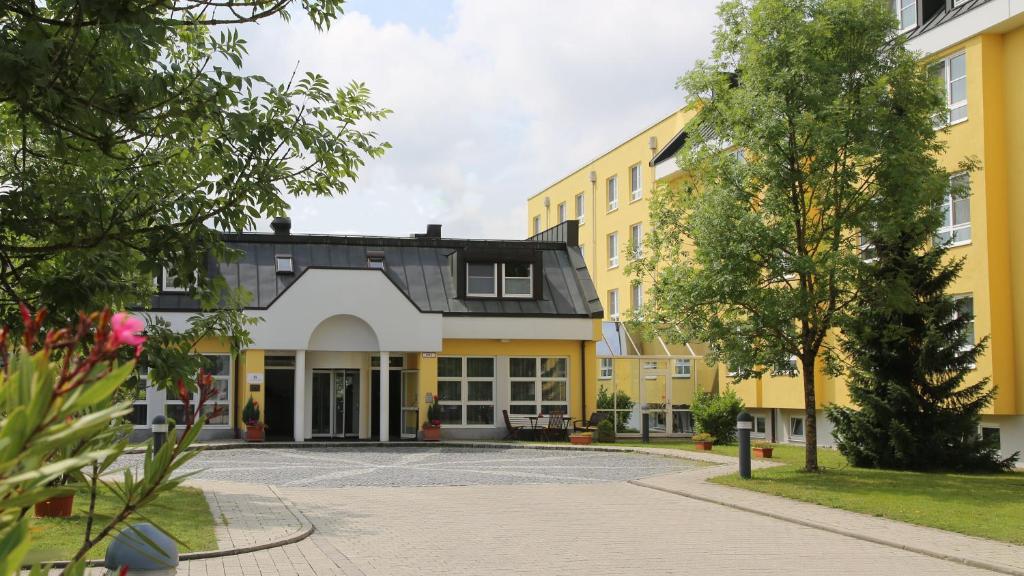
[
  {"xmin": 158, "ymin": 446, "xmax": 1023, "ymax": 576},
  {"xmin": 123, "ymin": 446, "xmax": 697, "ymax": 487}
]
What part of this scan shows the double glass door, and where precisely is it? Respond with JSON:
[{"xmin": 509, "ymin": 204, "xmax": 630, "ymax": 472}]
[{"xmin": 311, "ymin": 369, "xmax": 359, "ymax": 437}]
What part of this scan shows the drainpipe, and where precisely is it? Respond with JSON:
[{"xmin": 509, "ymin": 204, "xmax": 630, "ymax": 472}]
[
  {"xmin": 589, "ymin": 170, "xmax": 597, "ymax": 274},
  {"xmin": 580, "ymin": 339, "xmax": 587, "ymax": 419}
]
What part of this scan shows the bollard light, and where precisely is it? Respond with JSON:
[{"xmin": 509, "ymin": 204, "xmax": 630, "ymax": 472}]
[
  {"xmin": 151, "ymin": 415, "xmax": 168, "ymax": 452},
  {"xmin": 736, "ymin": 411, "xmax": 753, "ymax": 479},
  {"xmin": 641, "ymin": 413, "xmax": 650, "ymax": 444}
]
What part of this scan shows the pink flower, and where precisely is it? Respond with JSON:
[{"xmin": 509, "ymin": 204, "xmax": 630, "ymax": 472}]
[{"xmin": 111, "ymin": 312, "xmax": 146, "ymax": 347}]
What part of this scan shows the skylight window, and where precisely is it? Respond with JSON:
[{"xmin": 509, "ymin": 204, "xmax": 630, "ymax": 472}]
[{"xmin": 275, "ymin": 255, "xmax": 293, "ymax": 274}]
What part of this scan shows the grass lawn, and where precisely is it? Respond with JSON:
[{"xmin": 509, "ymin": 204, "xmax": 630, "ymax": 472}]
[
  {"xmin": 616, "ymin": 439, "xmax": 1024, "ymax": 545},
  {"xmin": 26, "ymin": 484, "xmax": 217, "ymax": 563}
]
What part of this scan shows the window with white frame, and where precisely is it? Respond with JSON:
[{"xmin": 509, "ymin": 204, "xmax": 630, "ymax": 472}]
[
  {"xmin": 161, "ymin": 267, "xmax": 189, "ymax": 293},
  {"xmin": 607, "ymin": 232, "xmax": 619, "ymax": 268},
  {"xmin": 629, "ymin": 222, "xmax": 643, "ymax": 259},
  {"xmin": 467, "ymin": 263, "xmax": 498, "ymax": 297},
  {"xmin": 789, "ymin": 416, "xmax": 805, "ymax": 438},
  {"xmin": 128, "ymin": 365, "xmax": 150, "ymax": 427},
  {"xmin": 753, "ymin": 415, "xmax": 767, "ymax": 436},
  {"xmin": 630, "ymin": 282, "xmax": 643, "ymax": 312},
  {"xmin": 509, "ymin": 357, "xmax": 569, "ymax": 415},
  {"xmin": 436, "ymin": 357, "xmax": 495, "ymax": 426},
  {"xmin": 607, "ymin": 289, "xmax": 619, "ymax": 320},
  {"xmin": 606, "ymin": 176, "xmax": 618, "ymax": 211},
  {"xmin": 629, "ymin": 163, "xmax": 642, "ymax": 201},
  {"xmin": 502, "ymin": 263, "xmax": 532, "ymax": 298},
  {"xmin": 367, "ymin": 253, "xmax": 385, "ymax": 269},
  {"xmin": 929, "ymin": 52, "xmax": 967, "ymax": 126},
  {"xmin": 937, "ymin": 173, "xmax": 971, "ymax": 246},
  {"xmin": 980, "ymin": 425, "xmax": 1000, "ymax": 449},
  {"xmin": 642, "ymin": 360, "xmax": 659, "ymax": 370},
  {"xmin": 557, "ymin": 201, "xmax": 567, "ymax": 224},
  {"xmin": 673, "ymin": 358, "xmax": 691, "ymax": 378},
  {"xmin": 532, "ymin": 215, "xmax": 542, "ymax": 235},
  {"xmin": 599, "ymin": 358, "xmax": 613, "ymax": 379},
  {"xmin": 575, "ymin": 192, "xmax": 586, "ymax": 224},
  {"xmin": 953, "ymin": 294, "xmax": 975, "ymax": 350},
  {"xmin": 773, "ymin": 355, "xmax": 799, "ymax": 377},
  {"xmin": 275, "ymin": 254, "xmax": 294, "ymax": 274},
  {"xmin": 891, "ymin": 0, "xmax": 916, "ymax": 32},
  {"xmin": 165, "ymin": 354, "xmax": 231, "ymax": 426}
]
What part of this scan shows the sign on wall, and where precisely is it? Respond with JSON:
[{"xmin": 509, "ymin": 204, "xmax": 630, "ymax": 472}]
[{"xmin": 247, "ymin": 373, "xmax": 265, "ymax": 385}]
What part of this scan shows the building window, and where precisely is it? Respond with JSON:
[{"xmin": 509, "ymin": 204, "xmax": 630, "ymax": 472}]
[
  {"xmin": 437, "ymin": 357, "xmax": 495, "ymax": 426},
  {"xmin": 128, "ymin": 366, "xmax": 150, "ymax": 427},
  {"xmin": 599, "ymin": 358, "xmax": 613, "ymax": 379},
  {"xmin": 980, "ymin": 425, "xmax": 1000, "ymax": 449},
  {"xmin": 892, "ymin": 0, "xmax": 916, "ymax": 32},
  {"xmin": 367, "ymin": 251, "xmax": 385, "ymax": 269},
  {"xmin": 165, "ymin": 354, "xmax": 231, "ymax": 427},
  {"xmin": 953, "ymin": 294, "xmax": 975, "ymax": 349},
  {"xmin": 608, "ymin": 289, "xmax": 619, "ymax": 320},
  {"xmin": 629, "ymin": 164, "xmax": 642, "ymax": 201},
  {"xmin": 532, "ymin": 215, "xmax": 542, "ymax": 235},
  {"xmin": 607, "ymin": 176, "xmax": 618, "ymax": 211},
  {"xmin": 161, "ymin": 268, "xmax": 189, "ymax": 293},
  {"xmin": 630, "ymin": 282, "xmax": 643, "ymax": 311},
  {"xmin": 789, "ymin": 416, "xmax": 805, "ymax": 438},
  {"xmin": 929, "ymin": 52, "xmax": 967, "ymax": 126},
  {"xmin": 607, "ymin": 232, "xmax": 619, "ymax": 269},
  {"xmin": 467, "ymin": 263, "xmax": 498, "ymax": 297},
  {"xmin": 509, "ymin": 357, "xmax": 569, "ymax": 416},
  {"xmin": 275, "ymin": 255, "xmax": 294, "ymax": 274},
  {"xmin": 557, "ymin": 201, "xmax": 567, "ymax": 224},
  {"xmin": 575, "ymin": 192, "xmax": 586, "ymax": 224},
  {"xmin": 773, "ymin": 355, "xmax": 799, "ymax": 377},
  {"xmin": 673, "ymin": 358, "xmax": 691, "ymax": 378},
  {"xmin": 753, "ymin": 415, "xmax": 767, "ymax": 436},
  {"xmin": 937, "ymin": 173, "xmax": 971, "ymax": 246},
  {"xmin": 502, "ymin": 263, "xmax": 533, "ymax": 298},
  {"xmin": 629, "ymin": 223, "xmax": 643, "ymax": 259}
]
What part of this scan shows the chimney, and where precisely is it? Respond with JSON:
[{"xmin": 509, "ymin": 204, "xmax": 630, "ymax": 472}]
[
  {"xmin": 425, "ymin": 224, "xmax": 442, "ymax": 238},
  {"xmin": 270, "ymin": 217, "xmax": 291, "ymax": 235}
]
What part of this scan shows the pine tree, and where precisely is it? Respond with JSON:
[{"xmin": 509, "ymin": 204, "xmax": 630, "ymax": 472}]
[{"xmin": 828, "ymin": 176, "xmax": 1018, "ymax": 472}]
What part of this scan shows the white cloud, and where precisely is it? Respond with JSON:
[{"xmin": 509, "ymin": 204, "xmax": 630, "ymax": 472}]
[{"xmin": 240, "ymin": 0, "xmax": 719, "ymax": 239}]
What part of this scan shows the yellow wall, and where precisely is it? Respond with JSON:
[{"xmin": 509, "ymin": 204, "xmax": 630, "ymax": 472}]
[{"xmin": 235, "ymin": 349, "xmax": 265, "ymax": 429}]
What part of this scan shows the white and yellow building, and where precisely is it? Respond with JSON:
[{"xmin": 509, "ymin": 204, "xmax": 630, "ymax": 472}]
[{"xmin": 528, "ymin": 0, "xmax": 1024, "ymax": 459}]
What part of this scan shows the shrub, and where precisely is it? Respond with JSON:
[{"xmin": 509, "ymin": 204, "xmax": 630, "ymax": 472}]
[
  {"xmin": 596, "ymin": 418, "xmax": 616, "ymax": 443},
  {"xmin": 691, "ymin": 389, "xmax": 745, "ymax": 444},
  {"xmin": 596, "ymin": 384, "xmax": 636, "ymax": 433},
  {"xmin": 242, "ymin": 397, "xmax": 261, "ymax": 425},
  {"xmin": 692, "ymin": 432, "xmax": 716, "ymax": 443}
]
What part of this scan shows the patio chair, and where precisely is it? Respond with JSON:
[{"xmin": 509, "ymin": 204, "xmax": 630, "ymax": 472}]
[
  {"xmin": 541, "ymin": 412, "xmax": 570, "ymax": 442},
  {"xmin": 502, "ymin": 409, "xmax": 526, "ymax": 440},
  {"xmin": 573, "ymin": 412, "xmax": 610, "ymax": 433}
]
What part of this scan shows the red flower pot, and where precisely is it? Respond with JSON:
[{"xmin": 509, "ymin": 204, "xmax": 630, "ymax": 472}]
[
  {"xmin": 245, "ymin": 424, "xmax": 265, "ymax": 442},
  {"xmin": 693, "ymin": 441, "xmax": 713, "ymax": 451},
  {"xmin": 753, "ymin": 447, "xmax": 774, "ymax": 458},
  {"xmin": 35, "ymin": 494, "xmax": 75, "ymax": 518},
  {"xmin": 570, "ymin": 434, "xmax": 593, "ymax": 445},
  {"xmin": 421, "ymin": 426, "xmax": 441, "ymax": 442}
]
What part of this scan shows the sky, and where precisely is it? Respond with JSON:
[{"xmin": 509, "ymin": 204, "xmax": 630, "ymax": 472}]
[{"xmin": 239, "ymin": 0, "xmax": 720, "ymax": 239}]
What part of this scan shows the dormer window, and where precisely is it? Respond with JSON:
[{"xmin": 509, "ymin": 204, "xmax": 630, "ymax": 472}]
[
  {"xmin": 162, "ymin": 267, "xmax": 189, "ymax": 293},
  {"xmin": 892, "ymin": 0, "xmax": 916, "ymax": 32},
  {"xmin": 467, "ymin": 263, "xmax": 497, "ymax": 297},
  {"xmin": 367, "ymin": 251, "xmax": 385, "ymax": 269},
  {"xmin": 502, "ymin": 263, "xmax": 533, "ymax": 298},
  {"xmin": 275, "ymin": 255, "xmax": 293, "ymax": 274}
]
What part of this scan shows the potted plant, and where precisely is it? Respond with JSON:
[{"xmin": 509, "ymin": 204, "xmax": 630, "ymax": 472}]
[
  {"xmin": 753, "ymin": 441, "xmax": 774, "ymax": 458},
  {"xmin": 34, "ymin": 473, "xmax": 76, "ymax": 518},
  {"xmin": 242, "ymin": 397, "xmax": 265, "ymax": 442},
  {"xmin": 421, "ymin": 401, "xmax": 442, "ymax": 442},
  {"xmin": 692, "ymin": 432, "xmax": 715, "ymax": 450},
  {"xmin": 595, "ymin": 418, "xmax": 616, "ymax": 443},
  {"xmin": 570, "ymin": 432, "xmax": 593, "ymax": 445}
]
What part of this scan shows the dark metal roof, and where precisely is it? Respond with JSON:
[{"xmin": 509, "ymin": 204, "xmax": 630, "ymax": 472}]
[
  {"xmin": 150, "ymin": 224, "xmax": 603, "ymax": 318},
  {"xmin": 905, "ymin": 0, "xmax": 993, "ymax": 40},
  {"xmin": 649, "ymin": 127, "xmax": 688, "ymax": 167}
]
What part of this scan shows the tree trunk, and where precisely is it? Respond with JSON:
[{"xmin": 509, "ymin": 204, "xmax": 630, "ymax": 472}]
[{"xmin": 802, "ymin": 358, "xmax": 819, "ymax": 471}]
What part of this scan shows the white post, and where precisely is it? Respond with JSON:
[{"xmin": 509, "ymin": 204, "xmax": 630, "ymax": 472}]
[
  {"xmin": 294, "ymin": 350, "xmax": 305, "ymax": 442},
  {"xmin": 379, "ymin": 351, "xmax": 390, "ymax": 442}
]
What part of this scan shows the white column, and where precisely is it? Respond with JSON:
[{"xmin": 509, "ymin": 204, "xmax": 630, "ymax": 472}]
[
  {"xmin": 294, "ymin": 350, "xmax": 306, "ymax": 442},
  {"xmin": 379, "ymin": 351, "xmax": 390, "ymax": 442}
]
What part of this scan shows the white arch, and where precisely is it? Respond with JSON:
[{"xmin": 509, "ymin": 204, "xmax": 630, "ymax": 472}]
[{"xmin": 307, "ymin": 314, "xmax": 379, "ymax": 351}]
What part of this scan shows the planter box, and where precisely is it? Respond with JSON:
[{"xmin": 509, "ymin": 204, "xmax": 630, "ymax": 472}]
[
  {"xmin": 753, "ymin": 447, "xmax": 774, "ymax": 458},
  {"xmin": 693, "ymin": 441, "xmax": 713, "ymax": 451},
  {"xmin": 245, "ymin": 425, "xmax": 265, "ymax": 442},
  {"xmin": 35, "ymin": 494, "xmax": 75, "ymax": 518},
  {"xmin": 421, "ymin": 426, "xmax": 441, "ymax": 442},
  {"xmin": 570, "ymin": 434, "xmax": 593, "ymax": 445}
]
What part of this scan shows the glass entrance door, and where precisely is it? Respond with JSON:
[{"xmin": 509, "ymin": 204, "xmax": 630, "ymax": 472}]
[
  {"xmin": 312, "ymin": 369, "xmax": 359, "ymax": 437},
  {"xmin": 401, "ymin": 370, "xmax": 419, "ymax": 439}
]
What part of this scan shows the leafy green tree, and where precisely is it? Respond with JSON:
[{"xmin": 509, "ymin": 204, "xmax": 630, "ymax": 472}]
[
  {"xmin": 596, "ymin": 383, "xmax": 636, "ymax": 433},
  {"xmin": 633, "ymin": 0, "xmax": 954, "ymax": 470},
  {"xmin": 827, "ymin": 172, "xmax": 1019, "ymax": 471},
  {"xmin": 0, "ymin": 0, "xmax": 390, "ymax": 325},
  {"xmin": 691, "ymin": 389, "xmax": 744, "ymax": 444}
]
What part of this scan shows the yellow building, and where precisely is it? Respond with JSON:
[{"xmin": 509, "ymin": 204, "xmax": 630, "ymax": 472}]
[{"xmin": 528, "ymin": 2, "xmax": 1024, "ymax": 459}]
